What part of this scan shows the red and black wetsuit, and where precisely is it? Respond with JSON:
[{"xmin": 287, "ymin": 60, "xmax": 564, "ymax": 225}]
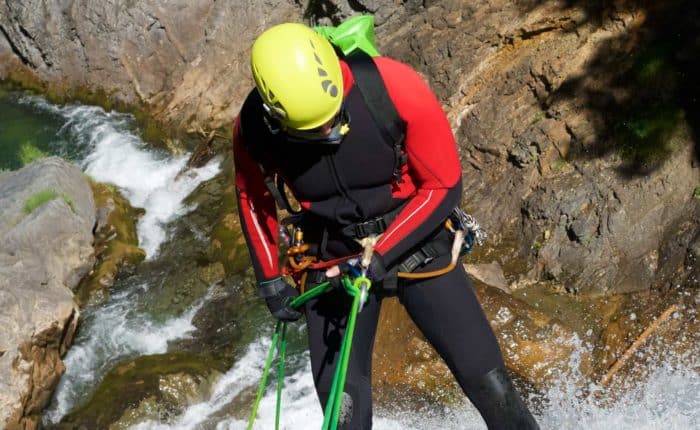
[
  {"xmin": 234, "ymin": 57, "xmax": 506, "ymax": 429},
  {"xmin": 234, "ymin": 57, "xmax": 462, "ymax": 282}
]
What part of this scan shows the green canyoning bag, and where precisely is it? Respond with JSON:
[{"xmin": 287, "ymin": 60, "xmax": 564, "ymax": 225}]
[{"xmin": 314, "ymin": 15, "xmax": 381, "ymax": 57}]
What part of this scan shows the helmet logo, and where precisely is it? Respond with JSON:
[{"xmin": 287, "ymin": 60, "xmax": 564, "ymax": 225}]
[{"xmin": 310, "ymin": 40, "xmax": 339, "ymax": 98}]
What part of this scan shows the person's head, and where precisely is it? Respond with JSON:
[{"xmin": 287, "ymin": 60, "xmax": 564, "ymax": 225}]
[{"xmin": 251, "ymin": 22, "xmax": 349, "ymax": 144}]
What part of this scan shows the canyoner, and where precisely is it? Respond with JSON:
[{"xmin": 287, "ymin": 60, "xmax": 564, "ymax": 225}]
[{"xmin": 234, "ymin": 15, "xmax": 539, "ymax": 429}]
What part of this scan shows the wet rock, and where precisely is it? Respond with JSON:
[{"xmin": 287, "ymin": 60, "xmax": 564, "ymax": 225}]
[
  {"xmin": 172, "ymin": 281, "xmax": 249, "ymax": 363},
  {"xmin": 465, "ymin": 261, "xmax": 510, "ymax": 293},
  {"xmin": 75, "ymin": 181, "xmax": 146, "ymax": 304},
  {"xmin": 372, "ymin": 269, "xmax": 593, "ymax": 406},
  {"xmin": 54, "ymin": 353, "xmax": 222, "ymax": 429},
  {"xmin": 0, "ymin": 157, "xmax": 96, "ymax": 430},
  {"xmin": 520, "ymin": 157, "xmax": 699, "ymax": 294},
  {"xmin": 474, "ymin": 281, "xmax": 593, "ymax": 386},
  {"xmin": 594, "ymin": 291, "xmax": 699, "ymax": 394}
]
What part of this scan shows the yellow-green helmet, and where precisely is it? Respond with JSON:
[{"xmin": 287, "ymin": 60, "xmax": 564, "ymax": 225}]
[{"xmin": 251, "ymin": 23, "xmax": 343, "ymax": 131}]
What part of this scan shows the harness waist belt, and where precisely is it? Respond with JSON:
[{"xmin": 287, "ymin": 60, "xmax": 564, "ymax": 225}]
[
  {"xmin": 397, "ymin": 237, "xmax": 453, "ymax": 273},
  {"xmin": 339, "ymin": 202, "xmax": 407, "ymax": 239}
]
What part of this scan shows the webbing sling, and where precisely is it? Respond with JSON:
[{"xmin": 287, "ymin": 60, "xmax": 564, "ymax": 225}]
[
  {"xmin": 343, "ymin": 51, "xmax": 408, "ymax": 183},
  {"xmin": 264, "ymin": 173, "xmax": 302, "ymax": 215}
]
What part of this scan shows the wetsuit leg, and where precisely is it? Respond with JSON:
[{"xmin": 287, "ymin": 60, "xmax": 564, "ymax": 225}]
[
  {"xmin": 398, "ymin": 257, "xmax": 539, "ymax": 429},
  {"xmin": 305, "ymin": 286, "xmax": 382, "ymax": 430}
]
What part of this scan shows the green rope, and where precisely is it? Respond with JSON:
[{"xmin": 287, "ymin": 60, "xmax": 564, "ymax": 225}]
[
  {"xmin": 319, "ymin": 276, "xmax": 370, "ymax": 429},
  {"xmin": 248, "ymin": 275, "xmax": 371, "ymax": 430},
  {"xmin": 247, "ymin": 320, "xmax": 283, "ymax": 430},
  {"xmin": 276, "ymin": 322, "xmax": 288, "ymax": 429}
]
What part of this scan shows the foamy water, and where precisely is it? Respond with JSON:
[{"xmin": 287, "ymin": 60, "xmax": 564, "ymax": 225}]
[
  {"xmin": 130, "ymin": 330, "xmax": 698, "ymax": 430},
  {"xmin": 19, "ymin": 96, "xmax": 221, "ymax": 257},
  {"xmin": 17, "ymin": 96, "xmax": 222, "ymax": 423},
  {"xmin": 43, "ymin": 284, "xmax": 210, "ymax": 424}
]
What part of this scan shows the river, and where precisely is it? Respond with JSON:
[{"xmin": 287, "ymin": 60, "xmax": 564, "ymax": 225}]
[{"xmin": 0, "ymin": 91, "xmax": 697, "ymax": 429}]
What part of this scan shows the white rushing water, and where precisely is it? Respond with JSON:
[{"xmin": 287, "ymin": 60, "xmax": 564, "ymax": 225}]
[
  {"xmin": 44, "ymin": 286, "xmax": 209, "ymax": 424},
  {"xmin": 131, "ymin": 332, "xmax": 699, "ymax": 430},
  {"xmin": 20, "ymin": 96, "xmax": 221, "ymax": 258},
  {"xmin": 18, "ymin": 96, "xmax": 222, "ymax": 424}
]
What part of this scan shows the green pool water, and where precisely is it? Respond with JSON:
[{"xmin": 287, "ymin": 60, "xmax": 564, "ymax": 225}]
[{"xmin": 0, "ymin": 90, "xmax": 76, "ymax": 170}]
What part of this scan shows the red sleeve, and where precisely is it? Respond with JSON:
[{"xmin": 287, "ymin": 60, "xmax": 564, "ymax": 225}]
[
  {"xmin": 233, "ymin": 115, "xmax": 280, "ymax": 282},
  {"xmin": 369, "ymin": 57, "xmax": 463, "ymax": 266}
]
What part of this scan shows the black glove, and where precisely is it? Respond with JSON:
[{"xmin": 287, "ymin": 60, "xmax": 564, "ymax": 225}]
[{"xmin": 258, "ymin": 277, "xmax": 302, "ymax": 322}]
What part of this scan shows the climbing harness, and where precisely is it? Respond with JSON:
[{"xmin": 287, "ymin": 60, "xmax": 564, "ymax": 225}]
[{"xmin": 279, "ymin": 206, "xmax": 488, "ymax": 288}]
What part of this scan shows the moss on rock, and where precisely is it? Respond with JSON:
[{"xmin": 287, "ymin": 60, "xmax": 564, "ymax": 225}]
[
  {"xmin": 51, "ymin": 352, "xmax": 223, "ymax": 429},
  {"xmin": 76, "ymin": 180, "xmax": 146, "ymax": 305}
]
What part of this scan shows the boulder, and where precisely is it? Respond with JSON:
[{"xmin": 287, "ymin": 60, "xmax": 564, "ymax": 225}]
[
  {"xmin": 0, "ymin": 0, "xmax": 303, "ymax": 130},
  {"xmin": 0, "ymin": 157, "xmax": 96, "ymax": 429},
  {"xmin": 55, "ymin": 353, "xmax": 222, "ymax": 430}
]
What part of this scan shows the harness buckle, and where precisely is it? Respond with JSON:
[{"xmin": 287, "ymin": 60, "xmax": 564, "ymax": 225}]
[{"xmin": 351, "ymin": 217, "xmax": 387, "ymax": 239}]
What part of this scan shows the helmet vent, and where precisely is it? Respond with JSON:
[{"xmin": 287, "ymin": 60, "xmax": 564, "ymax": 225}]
[{"xmin": 308, "ymin": 38, "xmax": 339, "ymax": 98}]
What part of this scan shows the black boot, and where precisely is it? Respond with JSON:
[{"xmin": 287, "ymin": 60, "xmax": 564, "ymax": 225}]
[{"xmin": 467, "ymin": 367, "xmax": 540, "ymax": 430}]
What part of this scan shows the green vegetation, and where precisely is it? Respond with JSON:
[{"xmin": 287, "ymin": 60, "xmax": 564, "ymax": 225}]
[
  {"xmin": 18, "ymin": 142, "xmax": 48, "ymax": 165},
  {"xmin": 616, "ymin": 108, "xmax": 682, "ymax": 166},
  {"xmin": 530, "ymin": 110, "xmax": 546, "ymax": 125},
  {"xmin": 613, "ymin": 41, "xmax": 683, "ymax": 168},
  {"xmin": 693, "ymin": 186, "xmax": 700, "ymax": 200},
  {"xmin": 634, "ymin": 44, "xmax": 675, "ymax": 86},
  {"xmin": 23, "ymin": 189, "xmax": 74, "ymax": 214}
]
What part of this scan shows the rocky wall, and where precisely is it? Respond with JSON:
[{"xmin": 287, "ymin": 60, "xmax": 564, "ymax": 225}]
[{"xmin": 1, "ymin": 0, "xmax": 698, "ymax": 294}]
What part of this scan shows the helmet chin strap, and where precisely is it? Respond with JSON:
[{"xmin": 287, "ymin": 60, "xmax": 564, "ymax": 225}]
[
  {"xmin": 262, "ymin": 101, "xmax": 351, "ymax": 145},
  {"xmin": 262, "ymin": 112, "xmax": 283, "ymax": 136}
]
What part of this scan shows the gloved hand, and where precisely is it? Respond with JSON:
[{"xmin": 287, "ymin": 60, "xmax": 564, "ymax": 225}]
[{"xmin": 258, "ymin": 277, "xmax": 302, "ymax": 322}]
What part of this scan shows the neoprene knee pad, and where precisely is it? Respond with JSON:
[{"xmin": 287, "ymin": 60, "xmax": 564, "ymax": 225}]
[{"xmin": 468, "ymin": 367, "xmax": 540, "ymax": 430}]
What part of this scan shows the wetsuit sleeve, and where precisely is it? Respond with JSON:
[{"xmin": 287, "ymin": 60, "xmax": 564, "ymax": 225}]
[
  {"xmin": 233, "ymin": 115, "xmax": 280, "ymax": 282},
  {"xmin": 372, "ymin": 58, "xmax": 463, "ymax": 267}
]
